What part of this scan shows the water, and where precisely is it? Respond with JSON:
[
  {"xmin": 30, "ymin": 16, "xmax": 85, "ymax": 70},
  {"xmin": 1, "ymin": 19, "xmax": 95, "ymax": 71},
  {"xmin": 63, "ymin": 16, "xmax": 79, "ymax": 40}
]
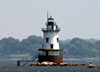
[{"xmin": 0, "ymin": 59, "xmax": 100, "ymax": 72}]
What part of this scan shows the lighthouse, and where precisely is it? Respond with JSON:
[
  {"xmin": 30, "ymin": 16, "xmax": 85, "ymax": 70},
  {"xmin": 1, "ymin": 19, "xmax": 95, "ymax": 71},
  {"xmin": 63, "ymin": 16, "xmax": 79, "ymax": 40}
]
[{"xmin": 38, "ymin": 15, "xmax": 63, "ymax": 64}]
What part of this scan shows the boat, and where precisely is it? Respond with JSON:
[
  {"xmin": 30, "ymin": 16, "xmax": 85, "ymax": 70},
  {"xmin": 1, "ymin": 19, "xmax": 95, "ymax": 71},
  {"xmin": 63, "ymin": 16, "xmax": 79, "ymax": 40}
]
[{"xmin": 88, "ymin": 61, "xmax": 95, "ymax": 68}]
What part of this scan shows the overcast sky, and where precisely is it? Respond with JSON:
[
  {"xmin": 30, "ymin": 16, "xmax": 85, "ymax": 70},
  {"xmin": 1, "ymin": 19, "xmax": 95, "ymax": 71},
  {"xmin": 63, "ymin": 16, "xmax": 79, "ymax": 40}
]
[{"xmin": 0, "ymin": 0, "xmax": 100, "ymax": 40}]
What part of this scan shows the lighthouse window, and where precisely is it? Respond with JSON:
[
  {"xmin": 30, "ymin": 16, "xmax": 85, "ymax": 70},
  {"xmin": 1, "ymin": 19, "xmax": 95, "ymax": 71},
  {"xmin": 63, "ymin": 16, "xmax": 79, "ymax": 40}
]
[
  {"xmin": 46, "ymin": 38, "xmax": 49, "ymax": 43},
  {"xmin": 50, "ymin": 44, "xmax": 53, "ymax": 49},
  {"xmin": 57, "ymin": 38, "xmax": 59, "ymax": 42}
]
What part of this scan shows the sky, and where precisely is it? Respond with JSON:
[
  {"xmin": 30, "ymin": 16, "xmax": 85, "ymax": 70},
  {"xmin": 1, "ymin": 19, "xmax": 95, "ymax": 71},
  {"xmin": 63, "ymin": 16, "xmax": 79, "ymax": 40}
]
[{"xmin": 0, "ymin": 0, "xmax": 100, "ymax": 40}]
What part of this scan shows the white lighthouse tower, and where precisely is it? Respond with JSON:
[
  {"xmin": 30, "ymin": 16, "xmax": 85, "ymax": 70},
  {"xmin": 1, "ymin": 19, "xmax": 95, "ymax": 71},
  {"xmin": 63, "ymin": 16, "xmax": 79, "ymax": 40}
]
[{"xmin": 38, "ymin": 15, "xmax": 63, "ymax": 64}]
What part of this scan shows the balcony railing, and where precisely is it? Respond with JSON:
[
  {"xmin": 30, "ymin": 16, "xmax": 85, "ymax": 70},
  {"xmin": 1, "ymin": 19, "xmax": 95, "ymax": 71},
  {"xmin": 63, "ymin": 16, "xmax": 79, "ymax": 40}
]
[
  {"xmin": 42, "ymin": 28, "xmax": 60, "ymax": 32},
  {"xmin": 39, "ymin": 49, "xmax": 63, "ymax": 51}
]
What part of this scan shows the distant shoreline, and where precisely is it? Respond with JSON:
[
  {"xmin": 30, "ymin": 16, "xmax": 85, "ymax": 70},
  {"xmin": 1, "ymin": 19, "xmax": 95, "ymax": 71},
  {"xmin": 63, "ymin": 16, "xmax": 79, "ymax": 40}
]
[
  {"xmin": 63, "ymin": 57, "xmax": 100, "ymax": 60},
  {"xmin": 0, "ymin": 57, "xmax": 100, "ymax": 61}
]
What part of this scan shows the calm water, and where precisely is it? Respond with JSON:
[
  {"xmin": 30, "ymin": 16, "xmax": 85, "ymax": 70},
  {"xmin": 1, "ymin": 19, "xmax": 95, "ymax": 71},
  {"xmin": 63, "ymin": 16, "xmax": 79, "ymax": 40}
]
[{"xmin": 0, "ymin": 59, "xmax": 100, "ymax": 72}]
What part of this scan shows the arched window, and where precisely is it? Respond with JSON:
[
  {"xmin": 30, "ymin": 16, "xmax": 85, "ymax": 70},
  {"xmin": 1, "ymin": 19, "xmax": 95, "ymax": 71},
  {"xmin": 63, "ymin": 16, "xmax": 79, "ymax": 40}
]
[
  {"xmin": 46, "ymin": 38, "xmax": 49, "ymax": 43},
  {"xmin": 57, "ymin": 38, "xmax": 59, "ymax": 42},
  {"xmin": 50, "ymin": 44, "xmax": 53, "ymax": 49}
]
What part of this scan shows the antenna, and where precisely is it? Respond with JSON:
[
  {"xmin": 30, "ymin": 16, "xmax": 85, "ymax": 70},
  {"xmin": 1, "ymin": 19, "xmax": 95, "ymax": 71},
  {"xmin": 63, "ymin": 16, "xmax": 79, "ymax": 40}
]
[{"xmin": 47, "ymin": 11, "xmax": 49, "ymax": 21}]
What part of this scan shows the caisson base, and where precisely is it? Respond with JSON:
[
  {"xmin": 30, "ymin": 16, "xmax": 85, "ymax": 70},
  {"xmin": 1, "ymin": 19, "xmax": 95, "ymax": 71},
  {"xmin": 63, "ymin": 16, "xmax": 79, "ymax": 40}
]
[{"xmin": 38, "ymin": 55, "xmax": 63, "ymax": 64}]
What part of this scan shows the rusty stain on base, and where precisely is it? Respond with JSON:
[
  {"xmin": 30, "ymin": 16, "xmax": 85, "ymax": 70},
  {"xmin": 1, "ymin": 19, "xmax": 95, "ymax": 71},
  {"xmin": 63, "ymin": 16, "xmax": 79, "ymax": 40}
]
[{"xmin": 38, "ymin": 55, "xmax": 63, "ymax": 64}]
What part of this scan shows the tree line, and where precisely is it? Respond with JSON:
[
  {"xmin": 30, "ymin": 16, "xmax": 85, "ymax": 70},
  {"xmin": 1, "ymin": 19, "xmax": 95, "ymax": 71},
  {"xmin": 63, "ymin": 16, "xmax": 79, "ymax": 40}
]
[{"xmin": 0, "ymin": 35, "xmax": 100, "ymax": 58}]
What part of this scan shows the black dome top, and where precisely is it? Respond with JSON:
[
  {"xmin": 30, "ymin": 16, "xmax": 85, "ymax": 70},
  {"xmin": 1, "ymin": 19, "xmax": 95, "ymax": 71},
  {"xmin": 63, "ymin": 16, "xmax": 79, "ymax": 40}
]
[{"xmin": 48, "ymin": 16, "xmax": 54, "ymax": 20}]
